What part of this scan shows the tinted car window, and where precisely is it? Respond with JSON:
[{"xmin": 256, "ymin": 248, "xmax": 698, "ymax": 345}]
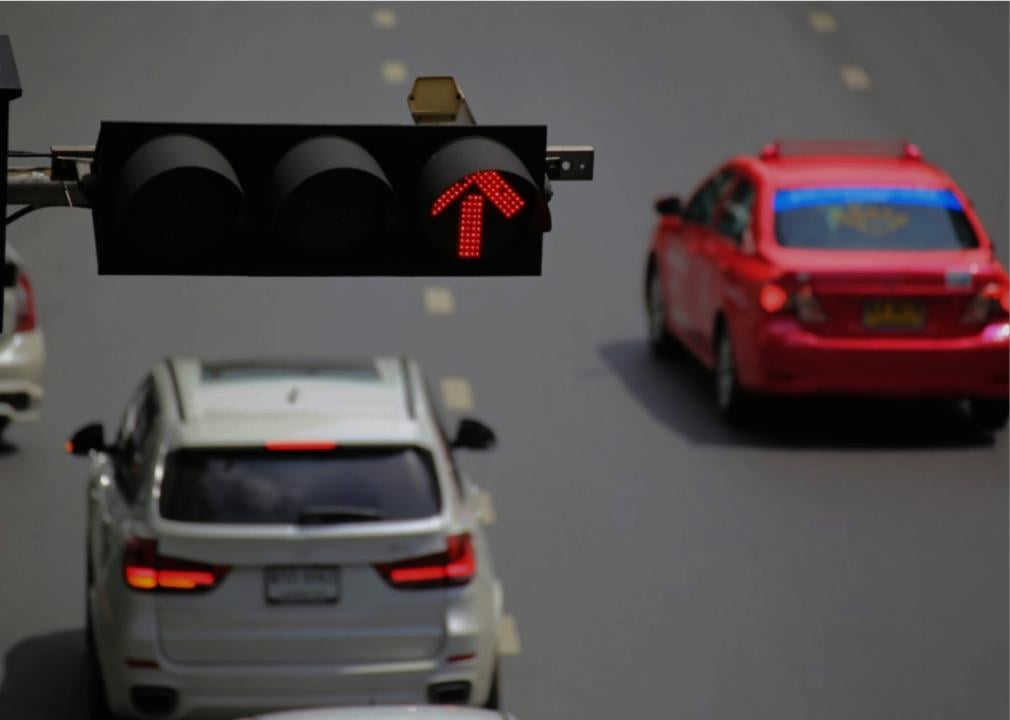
[
  {"xmin": 717, "ymin": 179, "xmax": 756, "ymax": 243},
  {"xmin": 774, "ymin": 187, "xmax": 979, "ymax": 250},
  {"xmin": 116, "ymin": 378, "xmax": 159, "ymax": 503},
  {"xmin": 685, "ymin": 170, "xmax": 734, "ymax": 226},
  {"xmin": 160, "ymin": 447, "xmax": 441, "ymax": 524}
]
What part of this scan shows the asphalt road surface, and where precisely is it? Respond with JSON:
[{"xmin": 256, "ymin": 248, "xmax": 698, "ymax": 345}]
[{"xmin": 0, "ymin": 3, "xmax": 1007, "ymax": 719}]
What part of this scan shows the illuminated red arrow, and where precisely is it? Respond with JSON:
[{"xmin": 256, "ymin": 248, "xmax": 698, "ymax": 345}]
[{"xmin": 431, "ymin": 171, "xmax": 525, "ymax": 259}]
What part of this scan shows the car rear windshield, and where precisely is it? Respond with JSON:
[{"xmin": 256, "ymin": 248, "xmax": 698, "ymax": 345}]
[
  {"xmin": 160, "ymin": 446, "xmax": 440, "ymax": 524},
  {"xmin": 773, "ymin": 187, "xmax": 979, "ymax": 250}
]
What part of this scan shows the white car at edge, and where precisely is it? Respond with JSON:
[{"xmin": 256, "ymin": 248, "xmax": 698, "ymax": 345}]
[
  {"xmin": 72, "ymin": 357, "xmax": 504, "ymax": 719},
  {"xmin": 0, "ymin": 245, "xmax": 45, "ymax": 441}
]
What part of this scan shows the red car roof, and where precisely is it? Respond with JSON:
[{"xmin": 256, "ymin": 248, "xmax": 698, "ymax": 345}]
[{"xmin": 742, "ymin": 155, "xmax": 955, "ymax": 190}]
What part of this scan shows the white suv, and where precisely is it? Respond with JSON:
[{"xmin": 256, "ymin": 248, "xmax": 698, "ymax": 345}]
[
  {"xmin": 1, "ymin": 246, "xmax": 45, "ymax": 440},
  {"xmin": 71, "ymin": 357, "xmax": 504, "ymax": 719}
]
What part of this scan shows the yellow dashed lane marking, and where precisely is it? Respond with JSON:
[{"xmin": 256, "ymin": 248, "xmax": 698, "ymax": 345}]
[
  {"xmin": 381, "ymin": 60, "xmax": 409, "ymax": 85},
  {"xmin": 808, "ymin": 10, "xmax": 838, "ymax": 33},
  {"xmin": 423, "ymin": 287, "xmax": 455, "ymax": 315},
  {"xmin": 440, "ymin": 377, "xmax": 474, "ymax": 412},
  {"xmin": 371, "ymin": 8, "xmax": 398, "ymax": 29},
  {"xmin": 498, "ymin": 614, "xmax": 522, "ymax": 656},
  {"xmin": 478, "ymin": 491, "xmax": 496, "ymax": 525},
  {"xmin": 840, "ymin": 64, "xmax": 872, "ymax": 91}
]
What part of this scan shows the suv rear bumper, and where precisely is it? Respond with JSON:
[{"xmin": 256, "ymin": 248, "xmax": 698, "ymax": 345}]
[
  {"xmin": 107, "ymin": 657, "xmax": 491, "ymax": 719},
  {"xmin": 114, "ymin": 658, "xmax": 484, "ymax": 714},
  {"xmin": 746, "ymin": 320, "xmax": 1010, "ymax": 397},
  {"xmin": 95, "ymin": 584, "xmax": 501, "ymax": 719}
]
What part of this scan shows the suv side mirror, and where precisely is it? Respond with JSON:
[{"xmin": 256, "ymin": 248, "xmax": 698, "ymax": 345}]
[
  {"xmin": 451, "ymin": 418, "xmax": 496, "ymax": 451},
  {"xmin": 655, "ymin": 195, "xmax": 683, "ymax": 217},
  {"xmin": 66, "ymin": 422, "xmax": 109, "ymax": 456}
]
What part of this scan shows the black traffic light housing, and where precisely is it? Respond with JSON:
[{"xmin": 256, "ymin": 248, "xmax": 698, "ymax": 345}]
[{"xmin": 92, "ymin": 122, "xmax": 551, "ymax": 276}]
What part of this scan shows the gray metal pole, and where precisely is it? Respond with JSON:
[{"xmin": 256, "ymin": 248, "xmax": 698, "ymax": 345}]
[{"xmin": 0, "ymin": 35, "xmax": 23, "ymax": 332}]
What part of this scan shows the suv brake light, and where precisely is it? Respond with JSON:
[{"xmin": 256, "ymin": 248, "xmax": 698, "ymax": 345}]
[
  {"xmin": 375, "ymin": 533, "xmax": 475, "ymax": 589},
  {"xmin": 123, "ymin": 537, "xmax": 229, "ymax": 592},
  {"xmin": 962, "ymin": 283, "xmax": 1010, "ymax": 323},
  {"xmin": 15, "ymin": 271, "xmax": 37, "ymax": 333}
]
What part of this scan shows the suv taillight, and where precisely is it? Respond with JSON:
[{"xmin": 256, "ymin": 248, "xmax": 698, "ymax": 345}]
[
  {"xmin": 15, "ymin": 271, "xmax": 37, "ymax": 333},
  {"xmin": 123, "ymin": 537, "xmax": 230, "ymax": 592},
  {"xmin": 759, "ymin": 282, "xmax": 827, "ymax": 323},
  {"xmin": 961, "ymin": 283, "xmax": 1010, "ymax": 323},
  {"xmin": 375, "ymin": 533, "xmax": 476, "ymax": 590}
]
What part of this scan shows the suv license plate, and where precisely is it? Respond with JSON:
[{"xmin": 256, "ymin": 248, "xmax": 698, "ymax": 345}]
[{"xmin": 265, "ymin": 566, "xmax": 340, "ymax": 604}]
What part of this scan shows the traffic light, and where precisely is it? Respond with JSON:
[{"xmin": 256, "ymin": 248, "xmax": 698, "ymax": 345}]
[{"xmin": 91, "ymin": 122, "xmax": 553, "ymax": 276}]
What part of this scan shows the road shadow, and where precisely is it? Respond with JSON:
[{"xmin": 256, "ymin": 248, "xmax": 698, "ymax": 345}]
[
  {"xmin": 0, "ymin": 628, "xmax": 103, "ymax": 720},
  {"xmin": 598, "ymin": 339, "xmax": 996, "ymax": 450},
  {"xmin": 0, "ymin": 429, "xmax": 19, "ymax": 456}
]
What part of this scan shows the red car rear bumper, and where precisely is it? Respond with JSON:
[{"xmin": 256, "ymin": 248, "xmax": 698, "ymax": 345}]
[{"xmin": 745, "ymin": 319, "xmax": 1010, "ymax": 398}]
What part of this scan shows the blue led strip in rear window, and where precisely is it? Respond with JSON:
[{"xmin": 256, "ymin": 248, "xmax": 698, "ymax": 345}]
[{"xmin": 774, "ymin": 187, "xmax": 963, "ymax": 212}]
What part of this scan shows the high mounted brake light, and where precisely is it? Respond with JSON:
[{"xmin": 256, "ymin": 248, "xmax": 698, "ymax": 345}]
[{"xmin": 264, "ymin": 440, "xmax": 339, "ymax": 451}]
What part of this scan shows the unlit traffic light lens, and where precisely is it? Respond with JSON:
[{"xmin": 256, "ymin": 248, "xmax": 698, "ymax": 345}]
[
  {"xmin": 113, "ymin": 134, "xmax": 246, "ymax": 272},
  {"xmin": 270, "ymin": 137, "xmax": 394, "ymax": 263}
]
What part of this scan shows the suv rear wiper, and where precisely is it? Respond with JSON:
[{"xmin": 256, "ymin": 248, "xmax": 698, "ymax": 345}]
[{"xmin": 296, "ymin": 505, "xmax": 384, "ymax": 525}]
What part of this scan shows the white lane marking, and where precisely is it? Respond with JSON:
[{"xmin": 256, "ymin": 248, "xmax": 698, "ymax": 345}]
[
  {"xmin": 381, "ymin": 60, "xmax": 409, "ymax": 85},
  {"xmin": 440, "ymin": 377, "xmax": 474, "ymax": 412},
  {"xmin": 371, "ymin": 8, "xmax": 398, "ymax": 29},
  {"xmin": 423, "ymin": 286, "xmax": 455, "ymax": 315},
  {"xmin": 808, "ymin": 10, "xmax": 838, "ymax": 33},
  {"xmin": 478, "ymin": 491, "xmax": 496, "ymax": 525},
  {"xmin": 840, "ymin": 64, "xmax": 872, "ymax": 91},
  {"xmin": 498, "ymin": 614, "xmax": 522, "ymax": 656}
]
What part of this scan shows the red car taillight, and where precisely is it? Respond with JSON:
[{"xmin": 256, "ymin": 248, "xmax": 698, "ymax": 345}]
[
  {"xmin": 759, "ymin": 282, "xmax": 827, "ymax": 323},
  {"xmin": 961, "ymin": 283, "xmax": 1010, "ymax": 323},
  {"xmin": 758, "ymin": 284, "xmax": 789, "ymax": 314},
  {"xmin": 15, "ymin": 271, "xmax": 37, "ymax": 333},
  {"xmin": 375, "ymin": 533, "xmax": 476, "ymax": 590},
  {"xmin": 123, "ymin": 537, "xmax": 229, "ymax": 592}
]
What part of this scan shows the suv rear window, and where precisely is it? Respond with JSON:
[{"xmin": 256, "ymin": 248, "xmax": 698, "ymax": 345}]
[
  {"xmin": 774, "ymin": 187, "xmax": 979, "ymax": 250},
  {"xmin": 160, "ymin": 446, "xmax": 440, "ymax": 524}
]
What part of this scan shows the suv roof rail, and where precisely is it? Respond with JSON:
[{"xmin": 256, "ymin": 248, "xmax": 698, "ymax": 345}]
[
  {"xmin": 760, "ymin": 139, "xmax": 922, "ymax": 161},
  {"xmin": 399, "ymin": 355, "xmax": 416, "ymax": 420},
  {"xmin": 165, "ymin": 357, "xmax": 187, "ymax": 422}
]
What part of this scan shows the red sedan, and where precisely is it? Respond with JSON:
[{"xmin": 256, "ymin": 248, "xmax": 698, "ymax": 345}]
[{"xmin": 644, "ymin": 140, "xmax": 1010, "ymax": 428}]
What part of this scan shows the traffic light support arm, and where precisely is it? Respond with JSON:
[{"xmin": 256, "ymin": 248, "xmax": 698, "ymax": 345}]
[{"xmin": 5, "ymin": 146, "xmax": 94, "ymax": 223}]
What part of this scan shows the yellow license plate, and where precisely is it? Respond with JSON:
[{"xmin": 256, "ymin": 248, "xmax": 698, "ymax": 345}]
[{"xmin": 863, "ymin": 300, "xmax": 925, "ymax": 329}]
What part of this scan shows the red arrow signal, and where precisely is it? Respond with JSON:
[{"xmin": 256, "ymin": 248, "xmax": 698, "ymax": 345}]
[{"xmin": 431, "ymin": 171, "xmax": 526, "ymax": 259}]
